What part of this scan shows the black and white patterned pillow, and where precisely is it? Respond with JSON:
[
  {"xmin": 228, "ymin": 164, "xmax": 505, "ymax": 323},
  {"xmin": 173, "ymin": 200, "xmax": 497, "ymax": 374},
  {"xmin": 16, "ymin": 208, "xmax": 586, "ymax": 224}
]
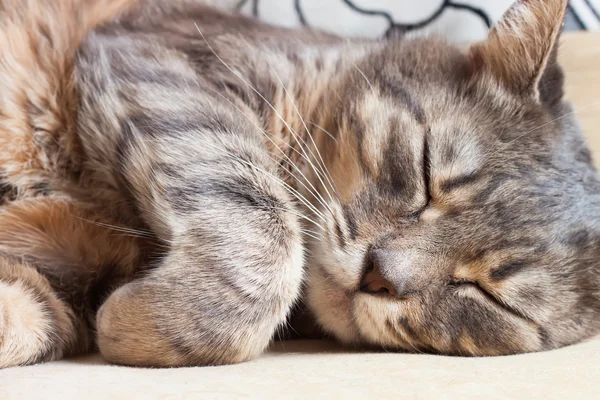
[
  {"xmin": 213, "ymin": 0, "xmax": 599, "ymax": 43},
  {"xmin": 569, "ymin": 0, "xmax": 600, "ymax": 30}
]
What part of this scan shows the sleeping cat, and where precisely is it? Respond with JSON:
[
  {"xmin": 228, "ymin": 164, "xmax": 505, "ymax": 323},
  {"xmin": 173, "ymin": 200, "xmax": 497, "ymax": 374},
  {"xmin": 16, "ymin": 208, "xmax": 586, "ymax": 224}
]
[{"xmin": 0, "ymin": 0, "xmax": 599, "ymax": 368}]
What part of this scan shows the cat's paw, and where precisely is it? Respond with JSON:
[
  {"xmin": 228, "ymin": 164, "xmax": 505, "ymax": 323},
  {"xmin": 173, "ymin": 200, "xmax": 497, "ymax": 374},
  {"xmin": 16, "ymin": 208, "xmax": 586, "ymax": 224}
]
[
  {"xmin": 0, "ymin": 281, "xmax": 53, "ymax": 368},
  {"xmin": 96, "ymin": 281, "xmax": 193, "ymax": 367},
  {"xmin": 97, "ymin": 278, "xmax": 281, "ymax": 367},
  {"xmin": 0, "ymin": 272, "xmax": 80, "ymax": 369}
]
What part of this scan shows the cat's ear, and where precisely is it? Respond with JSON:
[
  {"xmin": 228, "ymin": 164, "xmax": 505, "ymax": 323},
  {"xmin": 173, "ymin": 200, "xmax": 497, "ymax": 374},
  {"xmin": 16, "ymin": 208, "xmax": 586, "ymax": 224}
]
[{"xmin": 468, "ymin": 0, "xmax": 567, "ymax": 102}]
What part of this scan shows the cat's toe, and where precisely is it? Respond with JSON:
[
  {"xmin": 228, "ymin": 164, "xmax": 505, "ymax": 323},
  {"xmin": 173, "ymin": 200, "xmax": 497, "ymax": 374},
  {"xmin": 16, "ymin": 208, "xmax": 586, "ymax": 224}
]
[
  {"xmin": 0, "ymin": 281, "xmax": 53, "ymax": 368},
  {"xmin": 96, "ymin": 281, "xmax": 206, "ymax": 367}
]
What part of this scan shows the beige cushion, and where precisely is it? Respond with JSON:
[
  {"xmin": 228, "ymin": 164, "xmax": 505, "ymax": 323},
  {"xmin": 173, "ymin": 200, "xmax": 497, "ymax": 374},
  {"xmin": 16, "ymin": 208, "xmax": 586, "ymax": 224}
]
[
  {"xmin": 2, "ymin": 337, "xmax": 600, "ymax": 398},
  {"xmin": 1, "ymin": 32, "xmax": 599, "ymax": 399}
]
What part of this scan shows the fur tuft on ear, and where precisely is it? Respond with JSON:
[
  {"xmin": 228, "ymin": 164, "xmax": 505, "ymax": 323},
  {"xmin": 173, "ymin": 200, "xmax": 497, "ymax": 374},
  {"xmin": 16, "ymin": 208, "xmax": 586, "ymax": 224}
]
[{"xmin": 468, "ymin": 0, "xmax": 567, "ymax": 101}]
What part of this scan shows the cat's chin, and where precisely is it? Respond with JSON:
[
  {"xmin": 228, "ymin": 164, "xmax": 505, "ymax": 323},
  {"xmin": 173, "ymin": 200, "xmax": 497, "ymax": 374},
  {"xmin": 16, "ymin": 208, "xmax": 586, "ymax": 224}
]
[{"xmin": 305, "ymin": 263, "xmax": 361, "ymax": 344}]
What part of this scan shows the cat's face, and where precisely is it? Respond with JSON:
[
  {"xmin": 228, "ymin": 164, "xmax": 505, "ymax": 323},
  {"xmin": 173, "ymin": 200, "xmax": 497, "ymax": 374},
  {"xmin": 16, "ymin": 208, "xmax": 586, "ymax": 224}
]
[{"xmin": 306, "ymin": 0, "xmax": 600, "ymax": 355}]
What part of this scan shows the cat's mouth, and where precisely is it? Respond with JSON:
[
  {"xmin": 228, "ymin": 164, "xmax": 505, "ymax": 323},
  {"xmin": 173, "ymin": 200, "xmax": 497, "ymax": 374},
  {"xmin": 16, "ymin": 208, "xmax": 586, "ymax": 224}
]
[{"xmin": 305, "ymin": 259, "xmax": 421, "ymax": 351}]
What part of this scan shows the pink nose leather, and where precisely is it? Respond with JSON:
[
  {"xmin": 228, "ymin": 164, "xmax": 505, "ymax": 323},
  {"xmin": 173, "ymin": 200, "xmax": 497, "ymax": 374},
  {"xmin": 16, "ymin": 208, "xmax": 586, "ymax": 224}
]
[{"xmin": 360, "ymin": 261, "xmax": 398, "ymax": 296}]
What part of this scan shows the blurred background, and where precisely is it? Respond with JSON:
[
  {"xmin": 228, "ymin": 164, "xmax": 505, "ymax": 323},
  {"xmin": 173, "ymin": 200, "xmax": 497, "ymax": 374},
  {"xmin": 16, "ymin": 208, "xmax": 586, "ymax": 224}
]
[{"xmin": 215, "ymin": 0, "xmax": 600, "ymax": 43}]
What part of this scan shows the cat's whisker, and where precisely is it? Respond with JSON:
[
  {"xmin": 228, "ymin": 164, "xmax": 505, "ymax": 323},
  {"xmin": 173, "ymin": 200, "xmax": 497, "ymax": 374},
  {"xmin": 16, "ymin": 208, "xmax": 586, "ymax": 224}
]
[
  {"xmin": 214, "ymin": 146, "xmax": 327, "ymax": 223},
  {"xmin": 351, "ymin": 61, "xmax": 375, "ymax": 93},
  {"xmin": 229, "ymin": 203, "xmax": 324, "ymax": 232},
  {"xmin": 106, "ymin": 234, "xmax": 171, "ymax": 249},
  {"xmin": 570, "ymin": 256, "xmax": 600, "ymax": 263},
  {"xmin": 127, "ymin": 117, "xmax": 329, "ymax": 227},
  {"xmin": 504, "ymin": 101, "xmax": 600, "ymax": 147},
  {"xmin": 129, "ymin": 129, "xmax": 328, "ymax": 227},
  {"xmin": 245, "ymin": 152, "xmax": 331, "ymax": 222},
  {"xmin": 198, "ymin": 139, "xmax": 328, "ymax": 224},
  {"xmin": 300, "ymin": 228, "xmax": 322, "ymax": 241},
  {"xmin": 223, "ymin": 58, "xmax": 334, "ymax": 212},
  {"xmin": 251, "ymin": 205, "xmax": 326, "ymax": 232},
  {"xmin": 285, "ymin": 212, "xmax": 325, "ymax": 231},
  {"xmin": 194, "ymin": 25, "xmax": 339, "ymax": 216},
  {"xmin": 198, "ymin": 82, "xmax": 335, "ymax": 216},
  {"xmin": 69, "ymin": 215, "xmax": 175, "ymax": 249},
  {"xmin": 308, "ymin": 121, "xmax": 338, "ymax": 144},
  {"xmin": 266, "ymin": 62, "xmax": 340, "ymax": 205},
  {"xmin": 302, "ymin": 227, "xmax": 322, "ymax": 237},
  {"xmin": 71, "ymin": 216, "xmax": 155, "ymax": 237},
  {"xmin": 300, "ymin": 230, "xmax": 321, "ymax": 241}
]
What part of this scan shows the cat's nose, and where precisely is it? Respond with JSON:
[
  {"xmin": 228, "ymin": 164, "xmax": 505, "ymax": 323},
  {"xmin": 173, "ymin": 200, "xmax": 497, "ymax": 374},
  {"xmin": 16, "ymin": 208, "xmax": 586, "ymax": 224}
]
[{"xmin": 360, "ymin": 249, "xmax": 398, "ymax": 297}]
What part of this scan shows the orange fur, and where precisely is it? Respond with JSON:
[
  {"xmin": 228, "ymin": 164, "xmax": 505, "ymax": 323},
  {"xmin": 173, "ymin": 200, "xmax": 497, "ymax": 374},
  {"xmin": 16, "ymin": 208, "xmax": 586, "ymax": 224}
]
[
  {"xmin": 0, "ymin": 197, "xmax": 148, "ymax": 366},
  {"xmin": 469, "ymin": 0, "xmax": 567, "ymax": 98},
  {"xmin": 0, "ymin": 198, "xmax": 144, "ymax": 275},
  {"xmin": 0, "ymin": 0, "xmax": 138, "ymax": 192}
]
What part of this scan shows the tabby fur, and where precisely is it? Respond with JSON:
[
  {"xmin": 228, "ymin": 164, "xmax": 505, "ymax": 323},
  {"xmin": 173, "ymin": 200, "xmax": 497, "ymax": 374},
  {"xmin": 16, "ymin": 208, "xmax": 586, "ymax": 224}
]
[{"xmin": 1, "ymin": 0, "xmax": 599, "ymax": 368}]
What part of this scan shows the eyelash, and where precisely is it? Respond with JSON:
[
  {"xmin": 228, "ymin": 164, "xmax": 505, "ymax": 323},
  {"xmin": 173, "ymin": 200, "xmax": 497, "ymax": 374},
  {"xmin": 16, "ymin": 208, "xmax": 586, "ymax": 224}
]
[{"xmin": 450, "ymin": 279, "xmax": 496, "ymax": 301}]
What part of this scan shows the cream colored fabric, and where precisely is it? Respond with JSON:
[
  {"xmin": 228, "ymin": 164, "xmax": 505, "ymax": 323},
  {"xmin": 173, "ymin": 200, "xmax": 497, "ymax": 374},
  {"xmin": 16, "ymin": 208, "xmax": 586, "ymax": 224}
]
[
  {"xmin": 2, "ymin": 338, "xmax": 600, "ymax": 399},
  {"xmin": 562, "ymin": 33, "xmax": 600, "ymax": 157},
  {"xmin": 1, "ymin": 32, "xmax": 600, "ymax": 400}
]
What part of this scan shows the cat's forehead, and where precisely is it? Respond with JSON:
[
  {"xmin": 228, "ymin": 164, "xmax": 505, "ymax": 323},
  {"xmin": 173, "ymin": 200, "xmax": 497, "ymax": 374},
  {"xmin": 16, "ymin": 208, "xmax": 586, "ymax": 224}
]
[
  {"xmin": 334, "ymin": 36, "xmax": 575, "ymax": 215},
  {"xmin": 366, "ymin": 37, "xmax": 471, "ymax": 87},
  {"xmin": 348, "ymin": 73, "xmax": 489, "ymax": 172}
]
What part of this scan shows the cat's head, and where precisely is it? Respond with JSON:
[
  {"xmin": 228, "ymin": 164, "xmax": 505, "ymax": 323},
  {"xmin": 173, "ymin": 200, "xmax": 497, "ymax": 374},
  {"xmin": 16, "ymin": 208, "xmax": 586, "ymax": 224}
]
[{"xmin": 306, "ymin": 0, "xmax": 600, "ymax": 355}]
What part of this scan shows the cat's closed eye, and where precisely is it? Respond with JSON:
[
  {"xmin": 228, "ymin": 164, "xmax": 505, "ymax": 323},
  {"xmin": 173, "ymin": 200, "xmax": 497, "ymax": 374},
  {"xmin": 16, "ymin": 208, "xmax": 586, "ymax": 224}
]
[
  {"xmin": 1, "ymin": 0, "xmax": 597, "ymax": 370},
  {"xmin": 306, "ymin": 0, "xmax": 599, "ymax": 357}
]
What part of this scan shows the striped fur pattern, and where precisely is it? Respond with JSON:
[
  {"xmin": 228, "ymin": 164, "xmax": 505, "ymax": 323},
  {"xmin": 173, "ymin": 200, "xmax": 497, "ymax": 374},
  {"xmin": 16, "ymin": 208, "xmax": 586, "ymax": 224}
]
[{"xmin": 1, "ymin": 0, "xmax": 599, "ymax": 367}]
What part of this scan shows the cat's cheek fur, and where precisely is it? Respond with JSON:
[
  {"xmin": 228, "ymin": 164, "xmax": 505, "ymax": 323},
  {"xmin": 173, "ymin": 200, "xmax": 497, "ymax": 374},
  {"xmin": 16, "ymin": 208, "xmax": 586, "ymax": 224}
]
[
  {"xmin": 312, "ymin": 244, "xmax": 366, "ymax": 292},
  {"xmin": 3, "ymin": 0, "xmax": 599, "ymax": 365},
  {"xmin": 352, "ymin": 295, "xmax": 408, "ymax": 349},
  {"xmin": 305, "ymin": 264, "xmax": 359, "ymax": 344}
]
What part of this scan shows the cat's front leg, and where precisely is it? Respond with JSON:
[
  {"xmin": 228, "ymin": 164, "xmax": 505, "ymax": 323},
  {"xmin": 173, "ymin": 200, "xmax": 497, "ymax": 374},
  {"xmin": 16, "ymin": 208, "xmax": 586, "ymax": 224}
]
[{"xmin": 96, "ymin": 124, "xmax": 306, "ymax": 367}]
